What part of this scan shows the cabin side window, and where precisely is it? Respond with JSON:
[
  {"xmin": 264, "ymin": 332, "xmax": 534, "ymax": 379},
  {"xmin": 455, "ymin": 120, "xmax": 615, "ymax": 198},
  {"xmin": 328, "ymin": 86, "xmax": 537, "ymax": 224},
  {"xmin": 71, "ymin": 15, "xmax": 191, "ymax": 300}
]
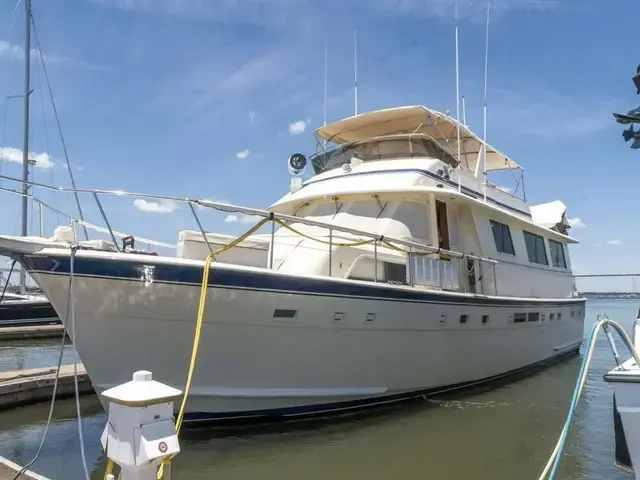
[
  {"xmin": 549, "ymin": 239, "xmax": 567, "ymax": 268},
  {"xmin": 523, "ymin": 231, "xmax": 548, "ymax": 265},
  {"xmin": 490, "ymin": 220, "xmax": 515, "ymax": 255},
  {"xmin": 384, "ymin": 262, "xmax": 407, "ymax": 284}
]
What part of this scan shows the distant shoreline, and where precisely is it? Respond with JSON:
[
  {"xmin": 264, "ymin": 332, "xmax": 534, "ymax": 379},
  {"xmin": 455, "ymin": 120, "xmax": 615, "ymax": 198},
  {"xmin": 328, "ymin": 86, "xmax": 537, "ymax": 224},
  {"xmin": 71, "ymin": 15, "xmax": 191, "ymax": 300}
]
[{"xmin": 581, "ymin": 293, "xmax": 640, "ymax": 299}]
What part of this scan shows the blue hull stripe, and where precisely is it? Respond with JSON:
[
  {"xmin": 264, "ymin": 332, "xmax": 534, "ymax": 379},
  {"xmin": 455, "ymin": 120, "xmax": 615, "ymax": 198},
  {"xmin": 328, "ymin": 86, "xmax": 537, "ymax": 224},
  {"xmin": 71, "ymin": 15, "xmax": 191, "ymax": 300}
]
[
  {"xmin": 21, "ymin": 254, "xmax": 585, "ymax": 308},
  {"xmin": 182, "ymin": 344, "xmax": 581, "ymax": 424},
  {"xmin": 304, "ymin": 168, "xmax": 531, "ymax": 218}
]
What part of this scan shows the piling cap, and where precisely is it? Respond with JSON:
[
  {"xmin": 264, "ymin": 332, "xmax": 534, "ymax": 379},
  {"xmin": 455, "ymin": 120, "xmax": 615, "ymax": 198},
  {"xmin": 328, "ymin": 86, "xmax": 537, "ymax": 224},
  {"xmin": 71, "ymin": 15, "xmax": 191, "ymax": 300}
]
[{"xmin": 101, "ymin": 370, "xmax": 183, "ymax": 407}]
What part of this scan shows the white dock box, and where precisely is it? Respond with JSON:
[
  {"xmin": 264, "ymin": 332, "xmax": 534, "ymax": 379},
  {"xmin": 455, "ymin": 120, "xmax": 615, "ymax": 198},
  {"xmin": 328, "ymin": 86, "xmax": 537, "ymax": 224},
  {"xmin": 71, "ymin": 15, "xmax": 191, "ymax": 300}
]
[{"xmin": 177, "ymin": 230, "xmax": 270, "ymax": 267}]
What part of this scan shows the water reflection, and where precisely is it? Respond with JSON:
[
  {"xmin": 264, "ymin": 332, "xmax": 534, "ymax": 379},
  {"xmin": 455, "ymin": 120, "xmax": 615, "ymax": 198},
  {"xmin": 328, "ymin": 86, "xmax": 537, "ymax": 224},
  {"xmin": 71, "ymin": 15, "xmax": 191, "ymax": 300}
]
[
  {"xmin": 0, "ymin": 339, "xmax": 78, "ymax": 373},
  {"xmin": 0, "ymin": 300, "xmax": 635, "ymax": 480}
]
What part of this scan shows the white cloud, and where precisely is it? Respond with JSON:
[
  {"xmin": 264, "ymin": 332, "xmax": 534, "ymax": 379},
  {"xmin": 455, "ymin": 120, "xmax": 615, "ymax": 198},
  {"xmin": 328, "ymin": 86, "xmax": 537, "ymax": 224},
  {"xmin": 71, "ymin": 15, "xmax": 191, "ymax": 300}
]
[
  {"xmin": 496, "ymin": 185, "xmax": 512, "ymax": 193},
  {"xmin": 133, "ymin": 198, "xmax": 178, "ymax": 213},
  {"xmin": 568, "ymin": 217, "xmax": 586, "ymax": 229},
  {"xmin": 224, "ymin": 213, "xmax": 259, "ymax": 224},
  {"xmin": 235, "ymin": 149, "xmax": 250, "ymax": 159},
  {"xmin": 0, "ymin": 147, "xmax": 53, "ymax": 168},
  {"xmin": 178, "ymin": 50, "xmax": 294, "ymax": 111},
  {"xmin": 492, "ymin": 85, "xmax": 616, "ymax": 140},
  {"xmin": 371, "ymin": 0, "xmax": 560, "ymax": 20},
  {"xmin": 606, "ymin": 240, "xmax": 622, "ymax": 246},
  {"xmin": 0, "ymin": 40, "xmax": 112, "ymax": 71},
  {"xmin": 92, "ymin": 0, "xmax": 557, "ymax": 24},
  {"xmin": 0, "ymin": 41, "xmax": 23, "ymax": 59},
  {"xmin": 289, "ymin": 120, "xmax": 307, "ymax": 135},
  {"xmin": 248, "ymin": 111, "xmax": 256, "ymax": 124},
  {"xmin": 90, "ymin": 0, "xmax": 315, "ymax": 27}
]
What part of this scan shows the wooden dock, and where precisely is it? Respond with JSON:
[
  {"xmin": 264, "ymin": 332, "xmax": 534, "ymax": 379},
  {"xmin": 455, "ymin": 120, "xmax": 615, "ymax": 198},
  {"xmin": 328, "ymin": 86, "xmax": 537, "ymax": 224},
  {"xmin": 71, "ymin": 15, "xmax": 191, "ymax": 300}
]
[
  {"xmin": 0, "ymin": 364, "xmax": 93, "ymax": 410},
  {"xmin": 0, "ymin": 456, "xmax": 50, "ymax": 480},
  {"xmin": 0, "ymin": 325, "xmax": 66, "ymax": 341}
]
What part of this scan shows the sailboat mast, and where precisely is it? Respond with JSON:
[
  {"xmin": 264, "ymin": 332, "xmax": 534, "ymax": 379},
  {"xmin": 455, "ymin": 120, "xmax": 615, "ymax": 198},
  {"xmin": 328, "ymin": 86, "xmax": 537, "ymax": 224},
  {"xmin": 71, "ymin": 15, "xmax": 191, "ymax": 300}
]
[{"xmin": 19, "ymin": 0, "xmax": 31, "ymax": 294}]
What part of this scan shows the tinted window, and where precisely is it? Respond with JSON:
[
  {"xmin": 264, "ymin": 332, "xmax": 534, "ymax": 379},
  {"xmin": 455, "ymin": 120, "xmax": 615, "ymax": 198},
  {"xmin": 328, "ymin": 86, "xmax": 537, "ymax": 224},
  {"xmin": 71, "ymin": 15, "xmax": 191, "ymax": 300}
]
[
  {"xmin": 523, "ymin": 231, "xmax": 548, "ymax": 265},
  {"xmin": 310, "ymin": 137, "xmax": 458, "ymax": 175},
  {"xmin": 549, "ymin": 240, "xmax": 567, "ymax": 268},
  {"xmin": 490, "ymin": 220, "xmax": 515, "ymax": 255},
  {"xmin": 514, "ymin": 313, "xmax": 527, "ymax": 323},
  {"xmin": 384, "ymin": 262, "xmax": 406, "ymax": 284}
]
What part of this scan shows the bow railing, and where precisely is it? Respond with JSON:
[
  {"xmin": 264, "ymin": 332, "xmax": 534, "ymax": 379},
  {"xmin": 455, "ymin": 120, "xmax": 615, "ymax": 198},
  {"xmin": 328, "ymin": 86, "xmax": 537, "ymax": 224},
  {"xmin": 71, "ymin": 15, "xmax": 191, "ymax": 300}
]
[{"xmin": 0, "ymin": 174, "xmax": 500, "ymax": 295}]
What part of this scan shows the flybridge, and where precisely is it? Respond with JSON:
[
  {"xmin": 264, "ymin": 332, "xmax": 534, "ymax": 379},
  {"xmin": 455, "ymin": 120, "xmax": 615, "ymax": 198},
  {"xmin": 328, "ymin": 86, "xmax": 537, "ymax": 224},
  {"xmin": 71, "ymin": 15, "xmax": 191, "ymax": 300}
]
[{"xmin": 314, "ymin": 105, "xmax": 522, "ymax": 174}]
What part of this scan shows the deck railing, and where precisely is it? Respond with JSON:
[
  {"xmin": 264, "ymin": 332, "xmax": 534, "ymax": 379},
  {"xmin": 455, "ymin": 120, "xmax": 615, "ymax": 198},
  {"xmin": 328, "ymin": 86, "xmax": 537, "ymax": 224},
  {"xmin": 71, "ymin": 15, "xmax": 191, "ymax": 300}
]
[{"xmin": 0, "ymin": 174, "xmax": 499, "ymax": 295}]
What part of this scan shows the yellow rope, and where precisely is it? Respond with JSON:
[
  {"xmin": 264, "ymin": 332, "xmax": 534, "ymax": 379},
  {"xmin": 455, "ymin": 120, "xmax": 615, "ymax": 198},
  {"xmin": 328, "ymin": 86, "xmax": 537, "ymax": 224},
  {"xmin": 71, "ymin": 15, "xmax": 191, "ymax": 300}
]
[
  {"xmin": 381, "ymin": 239, "xmax": 449, "ymax": 258},
  {"xmin": 103, "ymin": 215, "xmax": 429, "ymax": 480},
  {"xmin": 104, "ymin": 219, "xmax": 268, "ymax": 480},
  {"xmin": 156, "ymin": 253, "xmax": 212, "ymax": 479},
  {"xmin": 157, "ymin": 219, "xmax": 272, "ymax": 478},
  {"xmin": 211, "ymin": 218, "xmax": 270, "ymax": 258},
  {"xmin": 274, "ymin": 219, "xmax": 374, "ymax": 247}
]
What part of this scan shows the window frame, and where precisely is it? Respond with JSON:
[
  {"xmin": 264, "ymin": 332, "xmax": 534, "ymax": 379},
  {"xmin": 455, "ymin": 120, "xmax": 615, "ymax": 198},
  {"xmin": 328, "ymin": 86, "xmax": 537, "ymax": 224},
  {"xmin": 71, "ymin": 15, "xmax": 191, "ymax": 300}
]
[
  {"xmin": 490, "ymin": 220, "xmax": 515, "ymax": 255},
  {"xmin": 523, "ymin": 230, "xmax": 549, "ymax": 266},
  {"xmin": 549, "ymin": 239, "xmax": 567, "ymax": 269}
]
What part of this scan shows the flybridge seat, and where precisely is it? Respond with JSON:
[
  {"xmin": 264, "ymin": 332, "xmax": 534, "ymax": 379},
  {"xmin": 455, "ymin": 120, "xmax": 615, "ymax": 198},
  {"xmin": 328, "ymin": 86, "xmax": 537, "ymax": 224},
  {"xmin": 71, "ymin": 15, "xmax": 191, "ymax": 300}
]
[
  {"xmin": 177, "ymin": 230, "xmax": 270, "ymax": 266},
  {"xmin": 530, "ymin": 201, "xmax": 571, "ymax": 235}
]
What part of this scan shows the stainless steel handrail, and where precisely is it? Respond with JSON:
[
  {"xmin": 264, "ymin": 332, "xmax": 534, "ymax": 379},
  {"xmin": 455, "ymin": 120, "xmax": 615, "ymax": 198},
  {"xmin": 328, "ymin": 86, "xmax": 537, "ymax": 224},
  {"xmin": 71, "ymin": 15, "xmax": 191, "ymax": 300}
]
[{"xmin": 0, "ymin": 173, "xmax": 498, "ymax": 267}]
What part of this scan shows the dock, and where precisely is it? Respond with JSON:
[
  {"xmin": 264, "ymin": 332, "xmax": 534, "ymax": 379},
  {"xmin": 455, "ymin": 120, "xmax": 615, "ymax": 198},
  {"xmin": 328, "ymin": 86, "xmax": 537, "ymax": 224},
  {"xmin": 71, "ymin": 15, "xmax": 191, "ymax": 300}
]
[
  {"xmin": 0, "ymin": 364, "xmax": 93, "ymax": 410},
  {"xmin": 0, "ymin": 456, "xmax": 50, "ymax": 480},
  {"xmin": 0, "ymin": 325, "xmax": 66, "ymax": 341}
]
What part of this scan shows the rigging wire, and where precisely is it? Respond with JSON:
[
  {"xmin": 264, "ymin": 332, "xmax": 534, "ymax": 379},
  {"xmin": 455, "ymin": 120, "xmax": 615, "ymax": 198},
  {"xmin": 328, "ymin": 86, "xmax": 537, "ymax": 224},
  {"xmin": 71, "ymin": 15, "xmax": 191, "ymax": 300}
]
[
  {"xmin": 11, "ymin": 262, "xmax": 73, "ymax": 479},
  {"xmin": 0, "ymin": 0, "xmax": 27, "ymax": 187},
  {"xmin": 34, "ymin": 43, "xmax": 61, "ymax": 225},
  {"xmin": 0, "ymin": 260, "xmax": 16, "ymax": 302},
  {"xmin": 30, "ymin": 14, "xmax": 88, "ymax": 240},
  {"xmin": 68, "ymin": 245, "xmax": 91, "ymax": 480}
]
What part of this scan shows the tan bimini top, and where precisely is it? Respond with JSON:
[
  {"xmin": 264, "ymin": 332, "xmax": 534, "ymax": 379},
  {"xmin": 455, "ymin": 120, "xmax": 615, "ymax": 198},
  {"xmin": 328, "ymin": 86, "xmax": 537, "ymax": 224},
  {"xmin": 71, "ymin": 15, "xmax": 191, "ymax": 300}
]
[{"xmin": 315, "ymin": 105, "xmax": 521, "ymax": 173}]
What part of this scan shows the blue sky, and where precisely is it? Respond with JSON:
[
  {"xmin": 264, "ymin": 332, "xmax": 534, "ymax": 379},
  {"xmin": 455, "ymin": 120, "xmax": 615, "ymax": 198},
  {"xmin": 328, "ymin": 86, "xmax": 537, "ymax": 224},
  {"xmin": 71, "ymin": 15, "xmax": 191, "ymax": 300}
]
[{"xmin": 0, "ymin": 0, "xmax": 638, "ymax": 291}]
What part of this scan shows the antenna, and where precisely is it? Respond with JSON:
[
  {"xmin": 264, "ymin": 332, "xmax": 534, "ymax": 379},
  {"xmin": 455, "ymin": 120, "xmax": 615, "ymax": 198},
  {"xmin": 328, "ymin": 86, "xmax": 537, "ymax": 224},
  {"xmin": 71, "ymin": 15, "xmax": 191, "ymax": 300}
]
[
  {"xmin": 482, "ymin": 2, "xmax": 490, "ymax": 202},
  {"xmin": 354, "ymin": 30, "xmax": 358, "ymax": 116},
  {"xmin": 462, "ymin": 95, "xmax": 467, "ymax": 126},
  {"xmin": 324, "ymin": 39, "xmax": 328, "ymax": 127},
  {"xmin": 454, "ymin": 0, "xmax": 462, "ymax": 192}
]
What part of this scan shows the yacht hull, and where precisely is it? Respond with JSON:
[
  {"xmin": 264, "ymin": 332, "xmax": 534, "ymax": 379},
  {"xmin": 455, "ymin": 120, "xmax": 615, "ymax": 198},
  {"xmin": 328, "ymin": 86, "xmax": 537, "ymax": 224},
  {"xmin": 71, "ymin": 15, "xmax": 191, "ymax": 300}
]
[{"xmin": 20, "ymin": 251, "xmax": 585, "ymax": 423}]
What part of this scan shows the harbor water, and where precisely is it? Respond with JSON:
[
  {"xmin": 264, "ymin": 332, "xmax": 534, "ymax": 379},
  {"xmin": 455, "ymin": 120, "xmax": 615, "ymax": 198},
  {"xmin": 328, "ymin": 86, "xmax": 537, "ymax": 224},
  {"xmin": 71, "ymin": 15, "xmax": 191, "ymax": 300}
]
[{"xmin": 0, "ymin": 299, "xmax": 634, "ymax": 480}]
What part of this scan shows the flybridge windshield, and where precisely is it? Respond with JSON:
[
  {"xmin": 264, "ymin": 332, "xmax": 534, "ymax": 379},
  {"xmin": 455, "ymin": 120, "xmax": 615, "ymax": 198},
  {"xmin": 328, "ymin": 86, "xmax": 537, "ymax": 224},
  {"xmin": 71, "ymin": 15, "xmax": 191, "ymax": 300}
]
[{"xmin": 310, "ymin": 136, "xmax": 458, "ymax": 175}]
